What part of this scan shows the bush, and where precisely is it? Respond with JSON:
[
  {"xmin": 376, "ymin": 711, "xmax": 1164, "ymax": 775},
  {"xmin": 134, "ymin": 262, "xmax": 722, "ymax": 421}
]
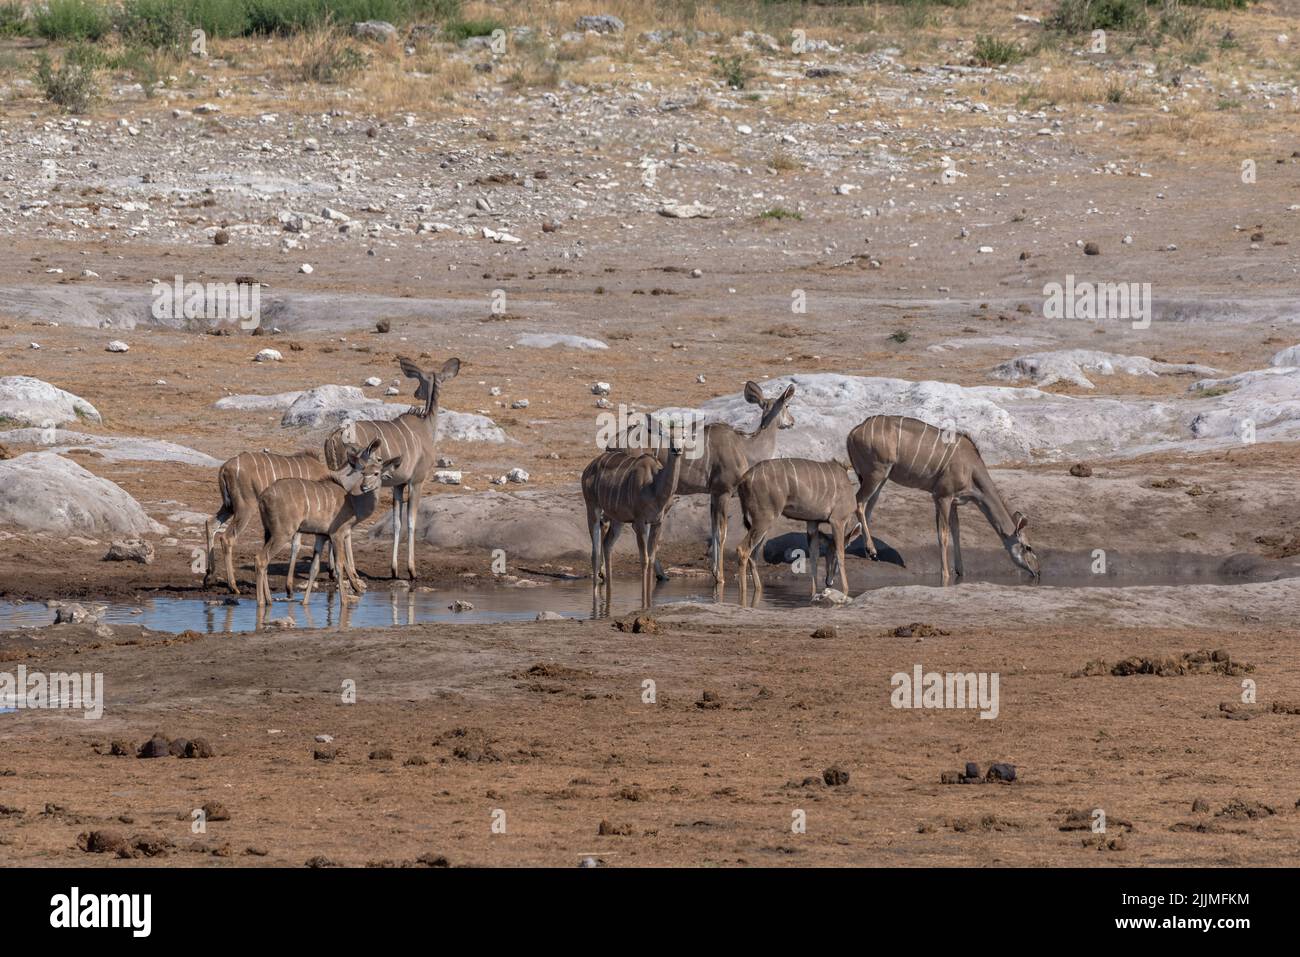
[
  {"xmin": 34, "ymin": 50, "xmax": 99, "ymax": 112},
  {"xmin": 0, "ymin": 1, "xmax": 30, "ymax": 36},
  {"xmin": 34, "ymin": 0, "xmax": 113, "ymax": 41},
  {"xmin": 116, "ymin": 0, "xmax": 191, "ymax": 51},
  {"xmin": 1049, "ymin": 0, "xmax": 1146, "ymax": 32},
  {"xmin": 973, "ymin": 34, "xmax": 1025, "ymax": 66},
  {"xmin": 293, "ymin": 28, "xmax": 368, "ymax": 82},
  {"xmin": 711, "ymin": 53, "xmax": 753, "ymax": 89},
  {"xmin": 442, "ymin": 16, "xmax": 504, "ymax": 42}
]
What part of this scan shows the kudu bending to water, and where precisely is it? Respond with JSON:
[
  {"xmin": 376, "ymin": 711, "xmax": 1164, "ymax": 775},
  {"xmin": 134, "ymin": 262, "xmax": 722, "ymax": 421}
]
[
  {"xmin": 254, "ymin": 439, "xmax": 402, "ymax": 607},
  {"xmin": 736, "ymin": 458, "xmax": 861, "ymax": 601},
  {"xmin": 619, "ymin": 381, "xmax": 795, "ymax": 585},
  {"xmin": 206, "ymin": 450, "xmax": 330, "ymax": 594},
  {"xmin": 323, "ymin": 356, "xmax": 460, "ymax": 580},
  {"xmin": 582, "ymin": 423, "xmax": 687, "ymax": 609},
  {"xmin": 845, "ymin": 415, "xmax": 1040, "ymax": 586}
]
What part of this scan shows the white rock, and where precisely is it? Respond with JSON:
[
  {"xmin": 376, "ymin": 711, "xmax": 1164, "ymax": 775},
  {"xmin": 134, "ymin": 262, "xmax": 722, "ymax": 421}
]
[
  {"xmin": 592, "ymin": 382, "xmax": 612, "ymax": 396},
  {"xmin": 659, "ymin": 201, "xmax": 715, "ymax": 219},
  {"xmin": 0, "ymin": 452, "xmax": 164, "ymax": 536},
  {"xmin": 506, "ymin": 468, "xmax": 529, "ymax": 484},
  {"xmin": 434, "ymin": 470, "xmax": 462, "ymax": 485},
  {"xmin": 810, "ymin": 588, "xmax": 851, "ymax": 606},
  {"xmin": 516, "ymin": 333, "xmax": 608, "ymax": 350},
  {"xmin": 214, "ymin": 391, "xmax": 303, "ymax": 412},
  {"xmin": 299, "ymin": 263, "xmax": 314, "ymax": 274},
  {"xmin": 1270, "ymin": 344, "xmax": 1300, "ymax": 367},
  {"xmin": 0, "ymin": 428, "xmax": 219, "ymax": 466},
  {"xmin": 254, "ymin": 348, "xmax": 283, "ymax": 363},
  {"xmin": 991, "ymin": 350, "xmax": 1217, "ymax": 390},
  {"xmin": 364, "ymin": 376, "xmax": 382, "ymax": 387},
  {"xmin": 105, "ymin": 340, "xmax": 130, "ymax": 353},
  {"xmin": 0, "ymin": 376, "xmax": 101, "ymax": 427}
]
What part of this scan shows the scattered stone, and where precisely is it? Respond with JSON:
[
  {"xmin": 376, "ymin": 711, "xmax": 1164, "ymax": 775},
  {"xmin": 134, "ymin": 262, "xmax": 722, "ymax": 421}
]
[
  {"xmin": 353, "ymin": 20, "xmax": 398, "ymax": 41},
  {"xmin": 106, "ymin": 340, "xmax": 129, "ymax": 353},
  {"xmin": 1069, "ymin": 463, "xmax": 1093, "ymax": 478},
  {"xmin": 696, "ymin": 690, "xmax": 722, "ymax": 710},
  {"xmin": 254, "ymin": 348, "xmax": 283, "ymax": 362},
  {"xmin": 369, "ymin": 749, "xmax": 393, "ymax": 761},
  {"xmin": 577, "ymin": 15, "xmax": 624, "ymax": 34},
  {"xmin": 1191, "ymin": 797, "xmax": 1210, "ymax": 813},
  {"xmin": 598, "ymin": 819, "xmax": 633, "ymax": 836},
  {"xmin": 986, "ymin": 762, "xmax": 1016, "ymax": 782},
  {"xmin": 1084, "ymin": 242, "xmax": 1100, "ymax": 256},
  {"xmin": 448, "ymin": 599, "xmax": 474, "ymax": 612},
  {"xmin": 104, "ymin": 539, "xmax": 154, "ymax": 564},
  {"xmin": 889, "ymin": 622, "xmax": 949, "ymax": 638},
  {"xmin": 137, "ymin": 734, "xmax": 171, "ymax": 758},
  {"xmin": 823, "ymin": 766, "xmax": 850, "ymax": 786},
  {"xmin": 811, "ymin": 626, "xmax": 837, "ymax": 640},
  {"xmin": 614, "ymin": 613, "xmax": 657, "ymax": 634},
  {"xmin": 202, "ymin": 801, "xmax": 230, "ymax": 822},
  {"xmin": 810, "ymin": 588, "xmax": 850, "ymax": 606}
]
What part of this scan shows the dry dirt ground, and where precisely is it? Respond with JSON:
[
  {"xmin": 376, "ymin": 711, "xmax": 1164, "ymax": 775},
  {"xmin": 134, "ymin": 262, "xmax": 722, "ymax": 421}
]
[{"xmin": 2, "ymin": 0, "xmax": 1300, "ymax": 866}]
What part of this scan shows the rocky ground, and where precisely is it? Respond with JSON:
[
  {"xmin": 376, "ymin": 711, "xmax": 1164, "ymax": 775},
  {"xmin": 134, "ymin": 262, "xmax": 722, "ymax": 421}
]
[{"xmin": 2, "ymin": 0, "xmax": 1300, "ymax": 865}]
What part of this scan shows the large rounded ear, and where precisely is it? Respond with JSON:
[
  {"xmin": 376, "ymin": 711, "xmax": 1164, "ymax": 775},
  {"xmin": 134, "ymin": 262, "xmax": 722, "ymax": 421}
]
[
  {"xmin": 365, "ymin": 437, "xmax": 382, "ymax": 458},
  {"xmin": 1013, "ymin": 511, "xmax": 1028, "ymax": 532},
  {"xmin": 381, "ymin": 455, "xmax": 403, "ymax": 478},
  {"xmin": 743, "ymin": 381, "xmax": 764, "ymax": 405},
  {"xmin": 344, "ymin": 442, "xmax": 363, "ymax": 467},
  {"xmin": 437, "ymin": 357, "xmax": 462, "ymax": 383},
  {"xmin": 781, "ymin": 384, "xmax": 795, "ymax": 401}
]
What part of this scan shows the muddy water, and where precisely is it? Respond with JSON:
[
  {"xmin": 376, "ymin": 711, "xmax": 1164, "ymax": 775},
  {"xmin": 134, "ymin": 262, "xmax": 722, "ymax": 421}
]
[{"xmin": 1, "ymin": 550, "xmax": 1295, "ymax": 635}]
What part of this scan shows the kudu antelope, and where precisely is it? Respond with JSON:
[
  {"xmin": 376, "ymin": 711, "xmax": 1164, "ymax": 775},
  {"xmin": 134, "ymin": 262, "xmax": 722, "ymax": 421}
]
[
  {"xmin": 845, "ymin": 415, "xmax": 1040, "ymax": 586},
  {"xmin": 323, "ymin": 355, "xmax": 460, "ymax": 580},
  {"xmin": 254, "ymin": 439, "xmax": 402, "ymax": 607},
  {"xmin": 205, "ymin": 449, "xmax": 330, "ymax": 594},
  {"xmin": 619, "ymin": 381, "xmax": 795, "ymax": 585},
  {"xmin": 582, "ymin": 422, "xmax": 688, "ymax": 609},
  {"xmin": 736, "ymin": 458, "xmax": 861, "ymax": 601}
]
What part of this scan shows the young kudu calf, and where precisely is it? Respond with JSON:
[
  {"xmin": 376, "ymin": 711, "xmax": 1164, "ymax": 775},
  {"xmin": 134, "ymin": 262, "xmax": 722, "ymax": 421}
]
[
  {"xmin": 323, "ymin": 356, "xmax": 460, "ymax": 580},
  {"xmin": 619, "ymin": 381, "xmax": 796, "ymax": 585},
  {"xmin": 205, "ymin": 450, "xmax": 330, "ymax": 594},
  {"xmin": 735, "ymin": 458, "xmax": 861, "ymax": 601},
  {"xmin": 845, "ymin": 415, "xmax": 1040, "ymax": 586},
  {"xmin": 582, "ymin": 424, "xmax": 687, "ymax": 609},
  {"xmin": 254, "ymin": 439, "xmax": 401, "ymax": 607}
]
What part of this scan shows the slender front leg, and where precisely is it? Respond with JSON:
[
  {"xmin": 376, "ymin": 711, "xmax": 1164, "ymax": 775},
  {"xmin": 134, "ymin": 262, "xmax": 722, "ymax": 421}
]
[
  {"xmin": 833, "ymin": 522, "xmax": 849, "ymax": 594},
  {"xmin": 220, "ymin": 511, "xmax": 253, "ymax": 594},
  {"xmin": 587, "ymin": 507, "xmax": 603, "ymax": 599},
  {"xmin": 949, "ymin": 501, "xmax": 963, "ymax": 582},
  {"xmin": 646, "ymin": 522, "xmax": 663, "ymax": 609},
  {"xmin": 332, "ymin": 533, "xmax": 356, "ymax": 603},
  {"xmin": 603, "ymin": 521, "xmax": 623, "ymax": 604},
  {"xmin": 390, "ymin": 485, "xmax": 403, "ymax": 579},
  {"xmin": 344, "ymin": 533, "xmax": 364, "ymax": 592},
  {"xmin": 286, "ymin": 532, "xmax": 300, "ymax": 599},
  {"xmin": 805, "ymin": 521, "xmax": 821, "ymax": 596},
  {"xmin": 303, "ymin": 536, "xmax": 325, "ymax": 603},
  {"xmin": 405, "ymin": 484, "xmax": 421, "ymax": 579},
  {"xmin": 633, "ymin": 523, "xmax": 649, "ymax": 608},
  {"xmin": 934, "ymin": 495, "xmax": 954, "ymax": 586},
  {"xmin": 713, "ymin": 492, "xmax": 729, "ymax": 586}
]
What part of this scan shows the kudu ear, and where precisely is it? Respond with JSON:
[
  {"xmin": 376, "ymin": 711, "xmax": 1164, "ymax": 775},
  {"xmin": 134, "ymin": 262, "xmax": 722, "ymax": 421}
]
[
  {"xmin": 344, "ymin": 442, "xmax": 363, "ymax": 467},
  {"xmin": 1013, "ymin": 511, "xmax": 1029, "ymax": 532},
  {"xmin": 436, "ymin": 357, "xmax": 462, "ymax": 383},
  {"xmin": 780, "ymin": 384, "xmax": 795, "ymax": 402},
  {"xmin": 381, "ymin": 455, "xmax": 403, "ymax": 478},
  {"xmin": 398, "ymin": 355, "xmax": 432, "ymax": 401},
  {"xmin": 364, "ymin": 437, "xmax": 382, "ymax": 458},
  {"xmin": 743, "ymin": 381, "xmax": 764, "ymax": 405}
]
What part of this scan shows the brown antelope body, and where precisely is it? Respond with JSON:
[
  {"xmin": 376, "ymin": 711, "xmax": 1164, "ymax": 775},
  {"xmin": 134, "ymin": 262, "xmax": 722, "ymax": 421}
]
[
  {"xmin": 582, "ymin": 433, "xmax": 686, "ymax": 609},
  {"xmin": 845, "ymin": 415, "xmax": 1039, "ymax": 586},
  {"xmin": 323, "ymin": 356, "xmax": 460, "ymax": 580},
  {"xmin": 254, "ymin": 439, "xmax": 402, "ymax": 607},
  {"xmin": 735, "ymin": 458, "xmax": 860, "ymax": 600},
  {"xmin": 206, "ymin": 450, "xmax": 330, "ymax": 593}
]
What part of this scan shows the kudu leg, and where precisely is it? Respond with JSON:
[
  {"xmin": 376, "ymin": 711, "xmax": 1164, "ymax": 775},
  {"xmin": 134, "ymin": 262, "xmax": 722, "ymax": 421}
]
[
  {"xmin": 286, "ymin": 532, "xmax": 301, "ymax": 599},
  {"xmin": 587, "ymin": 507, "xmax": 603, "ymax": 599},
  {"xmin": 833, "ymin": 522, "xmax": 849, "ymax": 594},
  {"xmin": 218, "ymin": 510, "xmax": 254, "ymax": 594},
  {"xmin": 805, "ymin": 521, "xmax": 822, "ymax": 596},
  {"xmin": 602, "ymin": 521, "xmax": 624, "ymax": 604},
  {"xmin": 204, "ymin": 506, "xmax": 231, "ymax": 588},
  {"xmin": 854, "ymin": 466, "xmax": 892, "ymax": 561},
  {"xmin": 303, "ymin": 536, "xmax": 326, "ymax": 604},
  {"xmin": 934, "ymin": 495, "xmax": 954, "ymax": 586},
  {"xmin": 949, "ymin": 502, "xmax": 964, "ymax": 582},
  {"xmin": 736, "ymin": 521, "xmax": 768, "ymax": 606},
  {"xmin": 405, "ymin": 485, "xmax": 421, "ymax": 580},
  {"xmin": 633, "ymin": 524, "xmax": 649, "ymax": 609},
  {"xmin": 344, "ymin": 533, "xmax": 365, "ymax": 592},
  {"xmin": 389, "ymin": 486, "xmax": 403, "ymax": 579},
  {"xmin": 646, "ymin": 522, "xmax": 663, "ymax": 609},
  {"xmin": 712, "ymin": 492, "xmax": 730, "ymax": 586}
]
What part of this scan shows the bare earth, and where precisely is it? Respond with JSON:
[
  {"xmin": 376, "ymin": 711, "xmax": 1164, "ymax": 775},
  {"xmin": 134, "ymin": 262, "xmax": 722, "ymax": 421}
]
[{"xmin": 2, "ymin": 1, "xmax": 1300, "ymax": 866}]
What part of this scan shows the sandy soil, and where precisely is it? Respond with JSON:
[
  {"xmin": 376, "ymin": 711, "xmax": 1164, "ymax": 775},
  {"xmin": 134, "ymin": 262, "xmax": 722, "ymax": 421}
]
[{"xmin": 3, "ymin": 2, "xmax": 1300, "ymax": 866}]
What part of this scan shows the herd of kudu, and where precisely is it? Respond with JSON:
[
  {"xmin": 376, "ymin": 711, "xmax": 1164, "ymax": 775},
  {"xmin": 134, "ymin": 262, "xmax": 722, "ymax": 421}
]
[{"xmin": 204, "ymin": 355, "xmax": 1040, "ymax": 613}]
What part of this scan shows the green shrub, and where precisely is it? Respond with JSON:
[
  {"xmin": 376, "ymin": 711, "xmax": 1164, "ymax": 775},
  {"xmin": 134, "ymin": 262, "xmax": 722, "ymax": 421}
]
[
  {"xmin": 117, "ymin": 0, "xmax": 191, "ymax": 51},
  {"xmin": 973, "ymin": 34, "xmax": 1025, "ymax": 66},
  {"xmin": 711, "ymin": 53, "xmax": 753, "ymax": 89},
  {"xmin": 442, "ymin": 16, "xmax": 504, "ymax": 42},
  {"xmin": 34, "ymin": 0, "xmax": 112, "ymax": 41},
  {"xmin": 1049, "ymin": 0, "xmax": 1147, "ymax": 32},
  {"xmin": 0, "ymin": 1, "xmax": 30, "ymax": 36},
  {"xmin": 34, "ymin": 50, "xmax": 99, "ymax": 112}
]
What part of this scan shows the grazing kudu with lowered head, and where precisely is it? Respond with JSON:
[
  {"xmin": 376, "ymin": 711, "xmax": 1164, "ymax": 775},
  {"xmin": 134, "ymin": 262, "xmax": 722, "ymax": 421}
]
[
  {"xmin": 620, "ymin": 381, "xmax": 795, "ymax": 585},
  {"xmin": 254, "ymin": 439, "xmax": 402, "ymax": 607},
  {"xmin": 206, "ymin": 449, "xmax": 330, "ymax": 594},
  {"xmin": 582, "ymin": 420, "xmax": 688, "ymax": 609},
  {"xmin": 735, "ymin": 458, "xmax": 861, "ymax": 602},
  {"xmin": 323, "ymin": 355, "xmax": 460, "ymax": 580},
  {"xmin": 845, "ymin": 415, "xmax": 1040, "ymax": 586}
]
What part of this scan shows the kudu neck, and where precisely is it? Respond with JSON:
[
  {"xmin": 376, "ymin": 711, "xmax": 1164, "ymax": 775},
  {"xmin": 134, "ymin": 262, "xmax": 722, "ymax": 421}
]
[{"xmin": 972, "ymin": 466, "xmax": 1017, "ymax": 539}]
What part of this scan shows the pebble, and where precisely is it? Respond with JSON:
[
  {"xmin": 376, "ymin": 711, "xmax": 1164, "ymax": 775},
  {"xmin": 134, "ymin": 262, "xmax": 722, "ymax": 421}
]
[{"xmin": 106, "ymin": 340, "xmax": 129, "ymax": 353}]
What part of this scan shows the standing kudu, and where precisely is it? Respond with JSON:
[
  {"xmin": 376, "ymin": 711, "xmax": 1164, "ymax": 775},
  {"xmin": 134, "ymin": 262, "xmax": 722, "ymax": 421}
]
[
  {"xmin": 735, "ymin": 458, "xmax": 861, "ymax": 602},
  {"xmin": 323, "ymin": 355, "xmax": 460, "ymax": 580},
  {"xmin": 582, "ymin": 422, "xmax": 688, "ymax": 609},
  {"xmin": 620, "ymin": 381, "xmax": 795, "ymax": 585},
  {"xmin": 845, "ymin": 415, "xmax": 1040, "ymax": 586},
  {"xmin": 254, "ymin": 439, "xmax": 402, "ymax": 607},
  {"xmin": 205, "ymin": 450, "xmax": 330, "ymax": 594}
]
